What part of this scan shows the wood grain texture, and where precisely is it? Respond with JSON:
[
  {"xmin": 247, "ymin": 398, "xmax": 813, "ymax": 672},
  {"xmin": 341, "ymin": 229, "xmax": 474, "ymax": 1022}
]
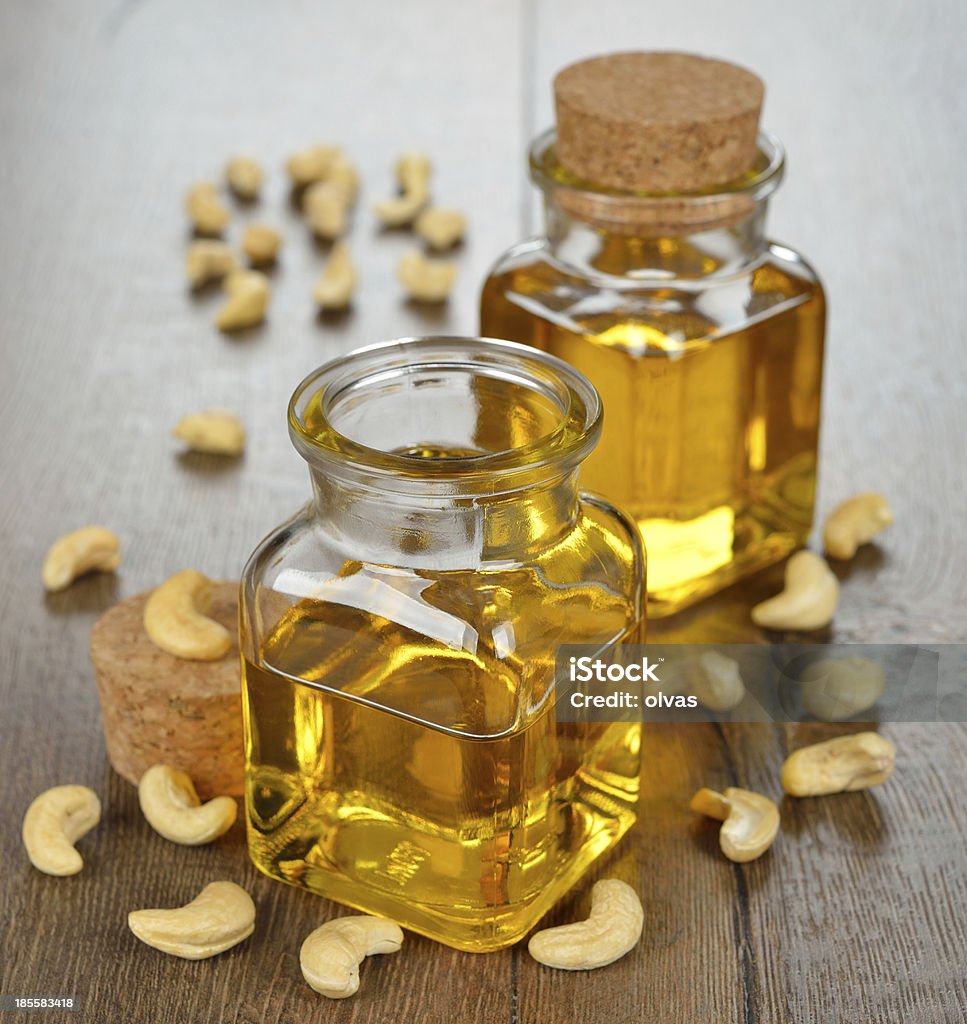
[{"xmin": 1, "ymin": 1, "xmax": 965, "ymax": 1022}]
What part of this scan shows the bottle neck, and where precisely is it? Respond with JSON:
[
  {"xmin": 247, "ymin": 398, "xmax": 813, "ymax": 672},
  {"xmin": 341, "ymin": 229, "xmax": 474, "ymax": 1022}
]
[
  {"xmin": 288, "ymin": 337, "xmax": 603, "ymax": 571},
  {"xmin": 543, "ymin": 192, "xmax": 770, "ymax": 281},
  {"xmin": 530, "ymin": 127, "xmax": 784, "ymax": 283},
  {"xmin": 307, "ymin": 465, "xmax": 581, "ymax": 570}
]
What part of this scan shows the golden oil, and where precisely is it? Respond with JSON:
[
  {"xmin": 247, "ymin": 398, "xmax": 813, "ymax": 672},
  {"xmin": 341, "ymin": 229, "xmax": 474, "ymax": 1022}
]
[
  {"xmin": 240, "ymin": 338, "xmax": 645, "ymax": 951},
  {"xmin": 482, "ymin": 244, "xmax": 824, "ymax": 615},
  {"xmin": 242, "ymin": 575, "xmax": 641, "ymax": 952}
]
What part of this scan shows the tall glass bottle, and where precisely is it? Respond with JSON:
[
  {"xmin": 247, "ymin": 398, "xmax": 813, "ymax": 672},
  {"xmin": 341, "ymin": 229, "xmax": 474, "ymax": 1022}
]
[{"xmin": 481, "ymin": 52, "xmax": 826, "ymax": 616}]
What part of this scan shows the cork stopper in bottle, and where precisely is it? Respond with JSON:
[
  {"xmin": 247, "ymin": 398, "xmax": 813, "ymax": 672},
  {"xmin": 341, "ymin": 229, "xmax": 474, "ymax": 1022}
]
[{"xmin": 554, "ymin": 52, "xmax": 765, "ymax": 192}]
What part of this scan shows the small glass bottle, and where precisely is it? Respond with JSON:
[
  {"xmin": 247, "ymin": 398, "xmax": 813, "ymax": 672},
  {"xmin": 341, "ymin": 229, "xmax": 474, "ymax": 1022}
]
[
  {"xmin": 481, "ymin": 52, "xmax": 826, "ymax": 617},
  {"xmin": 240, "ymin": 337, "xmax": 644, "ymax": 952}
]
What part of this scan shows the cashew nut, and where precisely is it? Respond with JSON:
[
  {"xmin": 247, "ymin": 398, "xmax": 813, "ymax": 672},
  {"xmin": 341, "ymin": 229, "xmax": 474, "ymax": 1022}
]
[
  {"xmin": 750, "ymin": 550, "xmax": 838, "ymax": 631},
  {"xmin": 185, "ymin": 240, "xmax": 238, "ymax": 287},
  {"xmin": 286, "ymin": 144, "xmax": 342, "ymax": 187},
  {"xmin": 241, "ymin": 223, "xmax": 282, "ymax": 265},
  {"xmin": 800, "ymin": 656, "xmax": 885, "ymax": 721},
  {"xmin": 128, "ymin": 881, "xmax": 255, "ymax": 959},
  {"xmin": 172, "ymin": 409, "xmax": 246, "ymax": 456},
  {"xmin": 303, "ymin": 182, "xmax": 350, "ymax": 240},
  {"xmin": 415, "ymin": 207, "xmax": 466, "ymax": 250},
  {"xmin": 225, "ymin": 156, "xmax": 264, "ymax": 200},
  {"xmin": 782, "ymin": 732, "xmax": 896, "ymax": 797},
  {"xmin": 215, "ymin": 269, "xmax": 270, "ymax": 331},
  {"xmin": 397, "ymin": 250, "xmax": 456, "ymax": 303},
  {"xmin": 42, "ymin": 525, "xmax": 121, "ymax": 592},
  {"xmin": 664, "ymin": 651, "xmax": 746, "ymax": 712},
  {"xmin": 373, "ymin": 152, "xmax": 431, "ymax": 226},
  {"xmin": 690, "ymin": 786, "xmax": 779, "ymax": 863},
  {"xmin": 22, "ymin": 785, "xmax": 101, "ymax": 876},
  {"xmin": 138, "ymin": 764, "xmax": 237, "ymax": 845},
  {"xmin": 823, "ymin": 492, "xmax": 893, "ymax": 560},
  {"xmin": 143, "ymin": 569, "xmax": 232, "ymax": 661},
  {"xmin": 313, "ymin": 240, "xmax": 357, "ymax": 310},
  {"xmin": 527, "ymin": 879, "xmax": 643, "ymax": 971},
  {"xmin": 300, "ymin": 916, "xmax": 404, "ymax": 998},
  {"xmin": 185, "ymin": 182, "xmax": 230, "ymax": 236}
]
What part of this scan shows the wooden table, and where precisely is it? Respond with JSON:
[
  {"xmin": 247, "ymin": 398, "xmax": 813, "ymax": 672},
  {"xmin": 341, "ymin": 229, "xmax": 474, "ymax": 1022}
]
[{"xmin": 1, "ymin": 2, "xmax": 964, "ymax": 1021}]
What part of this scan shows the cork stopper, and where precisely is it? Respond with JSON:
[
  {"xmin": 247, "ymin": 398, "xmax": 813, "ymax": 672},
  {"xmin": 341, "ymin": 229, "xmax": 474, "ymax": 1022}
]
[
  {"xmin": 89, "ymin": 582, "xmax": 244, "ymax": 799},
  {"xmin": 554, "ymin": 52, "xmax": 764, "ymax": 192}
]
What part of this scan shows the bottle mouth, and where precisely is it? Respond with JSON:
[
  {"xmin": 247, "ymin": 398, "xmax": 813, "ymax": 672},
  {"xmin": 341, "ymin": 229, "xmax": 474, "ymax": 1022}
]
[
  {"xmin": 288, "ymin": 337, "xmax": 602, "ymax": 492},
  {"xmin": 530, "ymin": 128, "xmax": 784, "ymax": 233}
]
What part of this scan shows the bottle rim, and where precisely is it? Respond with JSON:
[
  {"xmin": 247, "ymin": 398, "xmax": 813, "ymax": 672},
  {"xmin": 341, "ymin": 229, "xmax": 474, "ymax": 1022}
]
[{"xmin": 288, "ymin": 336, "xmax": 603, "ymax": 487}]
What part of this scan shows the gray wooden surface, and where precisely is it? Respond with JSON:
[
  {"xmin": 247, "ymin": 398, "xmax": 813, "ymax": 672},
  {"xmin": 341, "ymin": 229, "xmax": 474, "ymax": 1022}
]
[{"xmin": 1, "ymin": 2, "xmax": 965, "ymax": 1022}]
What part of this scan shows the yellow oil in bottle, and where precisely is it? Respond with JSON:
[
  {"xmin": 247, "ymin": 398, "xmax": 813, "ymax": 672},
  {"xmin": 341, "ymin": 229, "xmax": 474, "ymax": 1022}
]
[
  {"xmin": 242, "ymin": 561, "xmax": 642, "ymax": 952},
  {"xmin": 481, "ymin": 251, "xmax": 825, "ymax": 616}
]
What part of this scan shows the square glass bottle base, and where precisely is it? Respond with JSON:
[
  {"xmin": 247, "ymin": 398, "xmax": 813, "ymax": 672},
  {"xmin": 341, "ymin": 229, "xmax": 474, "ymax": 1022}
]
[{"xmin": 243, "ymin": 660, "xmax": 641, "ymax": 952}]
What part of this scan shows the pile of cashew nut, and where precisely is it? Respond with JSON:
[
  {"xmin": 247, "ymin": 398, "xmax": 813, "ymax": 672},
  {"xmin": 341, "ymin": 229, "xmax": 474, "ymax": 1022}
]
[{"xmin": 181, "ymin": 143, "xmax": 467, "ymax": 326}]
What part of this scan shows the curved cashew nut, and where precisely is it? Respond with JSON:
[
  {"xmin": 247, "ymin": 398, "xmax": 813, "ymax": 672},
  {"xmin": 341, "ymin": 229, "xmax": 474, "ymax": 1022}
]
[
  {"xmin": 42, "ymin": 526, "xmax": 121, "ymax": 592},
  {"xmin": 300, "ymin": 916, "xmax": 404, "ymax": 998},
  {"xmin": 782, "ymin": 732, "xmax": 896, "ymax": 797},
  {"xmin": 527, "ymin": 879, "xmax": 643, "ymax": 970},
  {"xmin": 304, "ymin": 182, "xmax": 351, "ymax": 239},
  {"xmin": 415, "ymin": 207, "xmax": 466, "ymax": 250},
  {"xmin": 373, "ymin": 152, "xmax": 431, "ymax": 226},
  {"xmin": 313, "ymin": 240, "xmax": 357, "ymax": 310},
  {"xmin": 143, "ymin": 569, "xmax": 232, "ymax": 661},
  {"xmin": 225, "ymin": 155, "xmax": 264, "ymax": 200},
  {"xmin": 185, "ymin": 182, "xmax": 230, "ymax": 236},
  {"xmin": 241, "ymin": 223, "xmax": 282, "ymax": 265},
  {"xmin": 128, "ymin": 881, "xmax": 255, "ymax": 959},
  {"xmin": 823, "ymin": 492, "xmax": 893, "ymax": 560},
  {"xmin": 185, "ymin": 240, "xmax": 238, "ymax": 287},
  {"xmin": 690, "ymin": 787, "xmax": 779, "ymax": 863},
  {"xmin": 173, "ymin": 410, "xmax": 246, "ymax": 456},
  {"xmin": 285, "ymin": 144, "xmax": 342, "ymax": 187},
  {"xmin": 397, "ymin": 250, "xmax": 456, "ymax": 303},
  {"xmin": 800, "ymin": 656, "xmax": 885, "ymax": 721},
  {"xmin": 751, "ymin": 550, "xmax": 838, "ymax": 631},
  {"xmin": 216, "ymin": 269, "xmax": 270, "ymax": 331},
  {"xmin": 22, "ymin": 785, "xmax": 101, "ymax": 876},
  {"xmin": 138, "ymin": 765, "xmax": 237, "ymax": 845}
]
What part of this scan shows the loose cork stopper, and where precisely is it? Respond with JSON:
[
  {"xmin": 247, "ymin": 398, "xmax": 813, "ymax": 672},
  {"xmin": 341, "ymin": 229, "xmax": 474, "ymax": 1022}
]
[
  {"xmin": 89, "ymin": 582, "xmax": 244, "ymax": 800},
  {"xmin": 554, "ymin": 52, "xmax": 764, "ymax": 192}
]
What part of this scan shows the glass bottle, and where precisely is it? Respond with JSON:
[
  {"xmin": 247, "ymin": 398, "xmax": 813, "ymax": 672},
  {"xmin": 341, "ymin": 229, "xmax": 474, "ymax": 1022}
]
[
  {"xmin": 239, "ymin": 337, "xmax": 644, "ymax": 952},
  {"xmin": 481, "ymin": 52, "xmax": 826, "ymax": 617}
]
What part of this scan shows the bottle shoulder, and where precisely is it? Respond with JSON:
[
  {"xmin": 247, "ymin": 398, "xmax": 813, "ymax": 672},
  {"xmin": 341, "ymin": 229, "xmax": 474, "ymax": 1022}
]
[
  {"xmin": 486, "ymin": 236, "xmax": 822, "ymax": 292},
  {"xmin": 240, "ymin": 495, "xmax": 642, "ymax": 647},
  {"xmin": 482, "ymin": 238, "xmax": 825, "ymax": 340}
]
